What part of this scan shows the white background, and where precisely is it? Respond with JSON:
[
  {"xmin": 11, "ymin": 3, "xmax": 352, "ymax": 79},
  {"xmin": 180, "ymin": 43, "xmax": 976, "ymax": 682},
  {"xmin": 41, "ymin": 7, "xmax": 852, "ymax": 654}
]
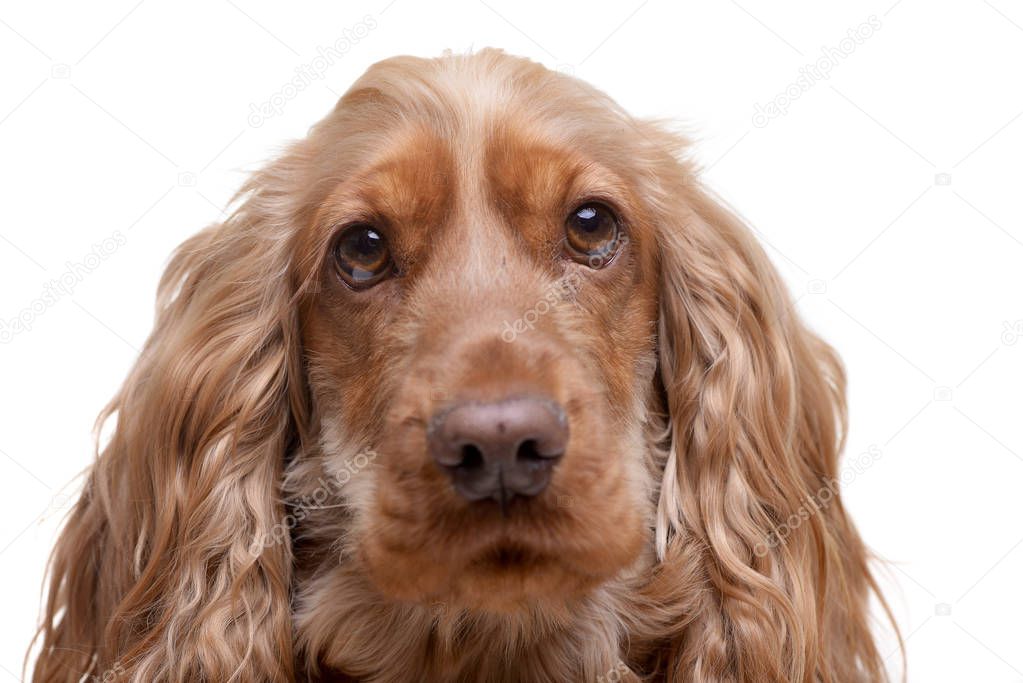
[{"xmin": 2, "ymin": 1, "xmax": 1021, "ymax": 680}]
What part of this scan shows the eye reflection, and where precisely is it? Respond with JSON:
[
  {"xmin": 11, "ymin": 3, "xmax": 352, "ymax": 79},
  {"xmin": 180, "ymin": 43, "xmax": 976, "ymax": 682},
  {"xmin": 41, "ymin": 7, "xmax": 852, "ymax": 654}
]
[
  {"xmin": 333, "ymin": 224, "xmax": 393, "ymax": 288},
  {"xmin": 564, "ymin": 203, "xmax": 621, "ymax": 267}
]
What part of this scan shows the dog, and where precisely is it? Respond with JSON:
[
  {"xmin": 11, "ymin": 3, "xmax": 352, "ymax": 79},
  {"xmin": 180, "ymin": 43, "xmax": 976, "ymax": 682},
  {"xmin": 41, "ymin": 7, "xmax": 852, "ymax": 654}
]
[{"xmin": 32, "ymin": 49, "xmax": 895, "ymax": 682}]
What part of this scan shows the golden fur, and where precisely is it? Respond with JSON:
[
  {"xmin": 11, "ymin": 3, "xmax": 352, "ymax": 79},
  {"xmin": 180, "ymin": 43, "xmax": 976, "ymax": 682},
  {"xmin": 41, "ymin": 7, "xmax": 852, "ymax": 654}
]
[{"xmin": 32, "ymin": 50, "xmax": 897, "ymax": 682}]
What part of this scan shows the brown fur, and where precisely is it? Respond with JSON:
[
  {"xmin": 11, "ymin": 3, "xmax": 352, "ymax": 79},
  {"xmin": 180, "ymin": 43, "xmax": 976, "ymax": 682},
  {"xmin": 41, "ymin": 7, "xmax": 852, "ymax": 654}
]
[{"xmin": 31, "ymin": 50, "xmax": 897, "ymax": 682}]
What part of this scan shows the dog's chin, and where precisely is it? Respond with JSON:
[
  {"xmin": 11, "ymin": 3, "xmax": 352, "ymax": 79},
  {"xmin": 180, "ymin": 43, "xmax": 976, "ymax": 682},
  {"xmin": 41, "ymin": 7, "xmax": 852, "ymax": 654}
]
[
  {"xmin": 362, "ymin": 541, "xmax": 618, "ymax": 614},
  {"xmin": 358, "ymin": 500, "xmax": 647, "ymax": 613}
]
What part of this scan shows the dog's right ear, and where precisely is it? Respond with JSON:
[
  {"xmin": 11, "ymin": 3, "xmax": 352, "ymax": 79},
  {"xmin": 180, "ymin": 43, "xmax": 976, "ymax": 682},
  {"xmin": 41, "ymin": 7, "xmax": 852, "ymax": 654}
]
[{"xmin": 30, "ymin": 156, "xmax": 315, "ymax": 682}]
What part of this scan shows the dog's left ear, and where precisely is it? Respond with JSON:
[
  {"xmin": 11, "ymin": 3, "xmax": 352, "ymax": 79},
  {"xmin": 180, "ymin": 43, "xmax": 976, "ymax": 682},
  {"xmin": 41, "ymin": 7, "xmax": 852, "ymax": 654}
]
[{"xmin": 645, "ymin": 132, "xmax": 895, "ymax": 681}]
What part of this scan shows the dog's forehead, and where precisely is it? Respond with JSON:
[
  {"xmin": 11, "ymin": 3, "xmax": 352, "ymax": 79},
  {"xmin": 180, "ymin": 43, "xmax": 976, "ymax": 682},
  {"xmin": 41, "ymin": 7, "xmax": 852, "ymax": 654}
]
[
  {"xmin": 314, "ymin": 119, "xmax": 615, "ymax": 238},
  {"xmin": 353, "ymin": 126, "xmax": 455, "ymax": 226},
  {"xmin": 364, "ymin": 128, "xmax": 610, "ymax": 216},
  {"xmin": 324, "ymin": 52, "xmax": 637, "ymax": 207}
]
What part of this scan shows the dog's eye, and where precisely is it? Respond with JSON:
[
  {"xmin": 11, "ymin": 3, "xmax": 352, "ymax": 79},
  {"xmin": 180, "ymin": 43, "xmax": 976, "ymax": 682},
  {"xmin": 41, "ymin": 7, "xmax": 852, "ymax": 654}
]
[
  {"xmin": 564, "ymin": 203, "xmax": 621, "ymax": 267},
  {"xmin": 333, "ymin": 224, "xmax": 393, "ymax": 288}
]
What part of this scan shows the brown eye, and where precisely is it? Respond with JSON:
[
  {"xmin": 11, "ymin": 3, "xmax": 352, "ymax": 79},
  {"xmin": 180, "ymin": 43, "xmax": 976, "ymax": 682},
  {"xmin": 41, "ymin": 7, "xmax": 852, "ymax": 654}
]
[
  {"xmin": 333, "ymin": 224, "xmax": 392, "ymax": 288},
  {"xmin": 564, "ymin": 203, "xmax": 621, "ymax": 267}
]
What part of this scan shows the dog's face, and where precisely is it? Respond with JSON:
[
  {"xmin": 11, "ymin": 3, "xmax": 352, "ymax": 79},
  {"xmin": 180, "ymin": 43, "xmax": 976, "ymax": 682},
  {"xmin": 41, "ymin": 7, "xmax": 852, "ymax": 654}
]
[{"xmin": 294, "ymin": 76, "xmax": 662, "ymax": 610}]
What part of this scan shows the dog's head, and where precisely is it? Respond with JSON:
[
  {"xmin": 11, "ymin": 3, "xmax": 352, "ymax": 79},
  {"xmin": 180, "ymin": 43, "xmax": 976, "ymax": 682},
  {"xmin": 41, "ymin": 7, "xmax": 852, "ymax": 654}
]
[
  {"xmin": 34, "ymin": 51, "xmax": 892, "ymax": 683},
  {"xmin": 290, "ymin": 54, "xmax": 667, "ymax": 611}
]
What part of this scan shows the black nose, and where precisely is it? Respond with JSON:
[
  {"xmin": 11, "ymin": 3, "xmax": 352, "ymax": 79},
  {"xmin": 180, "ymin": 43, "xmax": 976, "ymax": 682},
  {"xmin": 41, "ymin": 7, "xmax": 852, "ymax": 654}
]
[{"xmin": 427, "ymin": 397, "xmax": 568, "ymax": 504}]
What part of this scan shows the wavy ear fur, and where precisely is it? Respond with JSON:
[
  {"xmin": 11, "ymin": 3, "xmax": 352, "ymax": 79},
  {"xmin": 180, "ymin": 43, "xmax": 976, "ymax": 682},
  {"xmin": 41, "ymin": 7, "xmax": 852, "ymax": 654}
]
[
  {"xmin": 647, "ymin": 132, "xmax": 895, "ymax": 682},
  {"xmin": 31, "ymin": 155, "xmax": 313, "ymax": 682}
]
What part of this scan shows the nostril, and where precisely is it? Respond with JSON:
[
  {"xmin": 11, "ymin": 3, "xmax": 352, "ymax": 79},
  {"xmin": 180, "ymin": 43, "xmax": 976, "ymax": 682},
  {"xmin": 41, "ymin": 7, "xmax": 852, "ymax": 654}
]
[
  {"xmin": 516, "ymin": 439, "xmax": 559, "ymax": 463},
  {"xmin": 459, "ymin": 444, "xmax": 484, "ymax": 470},
  {"xmin": 517, "ymin": 439, "xmax": 539, "ymax": 462}
]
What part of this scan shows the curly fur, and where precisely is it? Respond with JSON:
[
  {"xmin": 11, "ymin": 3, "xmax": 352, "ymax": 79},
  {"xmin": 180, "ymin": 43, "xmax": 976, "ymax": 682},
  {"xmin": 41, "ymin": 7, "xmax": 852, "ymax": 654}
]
[{"xmin": 31, "ymin": 49, "xmax": 898, "ymax": 682}]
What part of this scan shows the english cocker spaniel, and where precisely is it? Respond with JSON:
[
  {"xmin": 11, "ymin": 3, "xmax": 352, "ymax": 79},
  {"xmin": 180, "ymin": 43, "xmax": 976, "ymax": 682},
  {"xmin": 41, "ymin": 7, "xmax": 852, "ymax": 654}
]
[{"xmin": 33, "ymin": 50, "xmax": 896, "ymax": 682}]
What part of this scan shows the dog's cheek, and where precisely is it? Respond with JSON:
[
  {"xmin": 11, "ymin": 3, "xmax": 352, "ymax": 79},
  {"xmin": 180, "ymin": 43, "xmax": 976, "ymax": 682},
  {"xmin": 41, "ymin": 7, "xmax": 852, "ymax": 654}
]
[
  {"xmin": 358, "ymin": 524, "xmax": 454, "ymax": 602},
  {"xmin": 565, "ymin": 421, "xmax": 651, "ymax": 568},
  {"xmin": 347, "ymin": 419, "xmax": 458, "ymax": 600}
]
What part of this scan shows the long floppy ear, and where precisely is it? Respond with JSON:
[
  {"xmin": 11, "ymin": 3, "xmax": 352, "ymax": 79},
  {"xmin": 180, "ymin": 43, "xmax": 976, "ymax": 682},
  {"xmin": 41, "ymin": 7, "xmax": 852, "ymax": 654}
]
[
  {"xmin": 649, "ymin": 141, "xmax": 895, "ymax": 681},
  {"xmin": 31, "ymin": 160, "xmax": 312, "ymax": 682}
]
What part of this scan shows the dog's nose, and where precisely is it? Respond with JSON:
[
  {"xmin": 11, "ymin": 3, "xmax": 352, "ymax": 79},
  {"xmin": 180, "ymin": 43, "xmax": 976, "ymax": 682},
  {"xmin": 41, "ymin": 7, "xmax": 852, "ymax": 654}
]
[{"xmin": 428, "ymin": 397, "xmax": 568, "ymax": 503}]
